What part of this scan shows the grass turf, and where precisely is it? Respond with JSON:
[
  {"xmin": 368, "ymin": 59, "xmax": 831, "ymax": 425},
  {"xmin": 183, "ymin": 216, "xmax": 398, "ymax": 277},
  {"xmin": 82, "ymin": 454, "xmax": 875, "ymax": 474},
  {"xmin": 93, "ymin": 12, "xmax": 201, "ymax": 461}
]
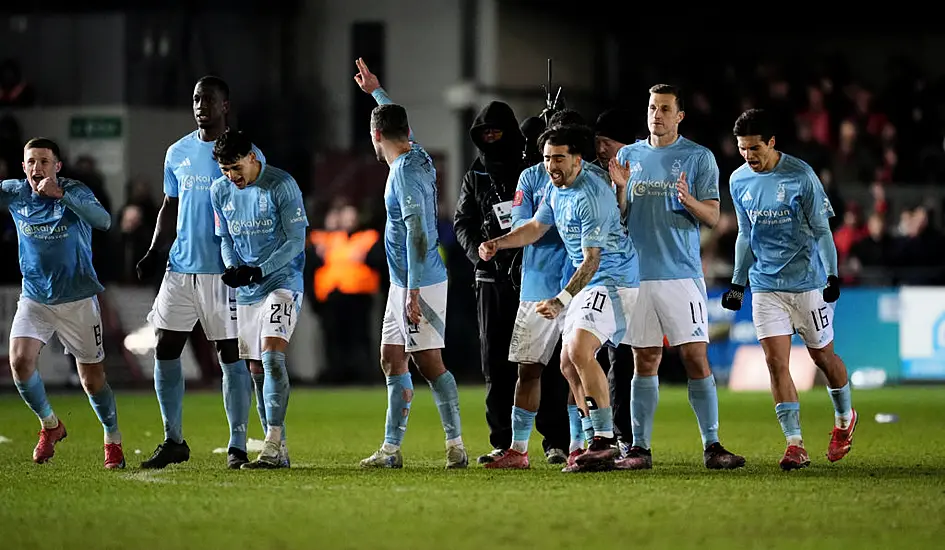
[{"xmin": 1, "ymin": 385, "xmax": 944, "ymax": 549}]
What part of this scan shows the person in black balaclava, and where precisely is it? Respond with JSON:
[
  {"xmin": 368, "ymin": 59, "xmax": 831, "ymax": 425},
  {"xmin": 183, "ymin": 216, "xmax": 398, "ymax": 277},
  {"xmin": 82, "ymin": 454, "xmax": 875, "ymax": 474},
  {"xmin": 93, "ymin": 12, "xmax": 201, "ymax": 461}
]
[{"xmin": 454, "ymin": 102, "xmax": 570, "ymax": 465}]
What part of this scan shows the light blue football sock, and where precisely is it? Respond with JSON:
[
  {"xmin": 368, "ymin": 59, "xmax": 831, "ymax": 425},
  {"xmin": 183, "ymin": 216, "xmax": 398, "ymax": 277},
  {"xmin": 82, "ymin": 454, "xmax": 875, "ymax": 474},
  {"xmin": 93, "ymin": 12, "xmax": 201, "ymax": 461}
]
[
  {"xmin": 221, "ymin": 360, "xmax": 251, "ymax": 452},
  {"xmin": 631, "ymin": 374, "xmax": 659, "ymax": 450},
  {"xmin": 775, "ymin": 402, "xmax": 803, "ymax": 444},
  {"xmin": 589, "ymin": 406, "xmax": 614, "ymax": 439},
  {"xmin": 567, "ymin": 404, "xmax": 583, "ymax": 452},
  {"xmin": 511, "ymin": 406, "xmax": 537, "ymax": 452},
  {"xmin": 154, "ymin": 358, "xmax": 184, "ymax": 443},
  {"xmin": 15, "ymin": 370, "xmax": 55, "ymax": 426},
  {"xmin": 384, "ymin": 373, "xmax": 413, "ymax": 447},
  {"xmin": 261, "ymin": 351, "xmax": 290, "ymax": 442},
  {"xmin": 688, "ymin": 374, "xmax": 720, "ymax": 448},
  {"xmin": 827, "ymin": 382, "xmax": 853, "ymax": 424},
  {"xmin": 88, "ymin": 383, "xmax": 120, "ymax": 442},
  {"xmin": 580, "ymin": 414, "xmax": 594, "ymax": 443},
  {"xmin": 428, "ymin": 371, "xmax": 463, "ymax": 443}
]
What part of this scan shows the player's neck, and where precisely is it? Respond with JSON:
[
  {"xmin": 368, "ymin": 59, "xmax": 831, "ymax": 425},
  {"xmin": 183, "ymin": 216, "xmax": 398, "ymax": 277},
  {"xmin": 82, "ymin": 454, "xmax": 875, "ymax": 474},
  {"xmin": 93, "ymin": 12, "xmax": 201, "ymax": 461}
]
[
  {"xmin": 245, "ymin": 160, "xmax": 263, "ymax": 185},
  {"xmin": 383, "ymin": 141, "xmax": 411, "ymax": 165},
  {"xmin": 761, "ymin": 151, "xmax": 782, "ymax": 173},
  {"xmin": 648, "ymin": 132, "xmax": 679, "ymax": 148},
  {"xmin": 198, "ymin": 124, "xmax": 226, "ymax": 142}
]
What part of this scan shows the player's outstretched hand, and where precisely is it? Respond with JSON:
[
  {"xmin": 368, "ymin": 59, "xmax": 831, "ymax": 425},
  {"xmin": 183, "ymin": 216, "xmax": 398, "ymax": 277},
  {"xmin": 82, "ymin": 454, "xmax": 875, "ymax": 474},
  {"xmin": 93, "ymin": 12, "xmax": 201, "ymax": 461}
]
[
  {"xmin": 135, "ymin": 249, "xmax": 163, "ymax": 281},
  {"xmin": 234, "ymin": 265, "xmax": 263, "ymax": 287},
  {"xmin": 221, "ymin": 266, "xmax": 240, "ymax": 288},
  {"xmin": 37, "ymin": 176, "xmax": 63, "ymax": 199},
  {"xmin": 608, "ymin": 158, "xmax": 631, "ymax": 188},
  {"xmin": 823, "ymin": 275, "xmax": 841, "ymax": 303},
  {"xmin": 354, "ymin": 57, "xmax": 380, "ymax": 94},
  {"xmin": 721, "ymin": 283, "xmax": 745, "ymax": 311},
  {"xmin": 478, "ymin": 240, "xmax": 498, "ymax": 261}
]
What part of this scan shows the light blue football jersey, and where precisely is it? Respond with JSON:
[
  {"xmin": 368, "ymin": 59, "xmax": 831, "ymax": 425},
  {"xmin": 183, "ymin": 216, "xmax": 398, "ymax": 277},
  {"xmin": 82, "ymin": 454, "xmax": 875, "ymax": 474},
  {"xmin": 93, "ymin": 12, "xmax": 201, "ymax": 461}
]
[
  {"xmin": 1, "ymin": 178, "xmax": 110, "ymax": 305},
  {"xmin": 730, "ymin": 153, "xmax": 836, "ymax": 292},
  {"xmin": 164, "ymin": 130, "xmax": 264, "ymax": 274},
  {"xmin": 616, "ymin": 136, "xmax": 719, "ymax": 281},
  {"xmin": 211, "ymin": 164, "xmax": 307, "ymax": 305}
]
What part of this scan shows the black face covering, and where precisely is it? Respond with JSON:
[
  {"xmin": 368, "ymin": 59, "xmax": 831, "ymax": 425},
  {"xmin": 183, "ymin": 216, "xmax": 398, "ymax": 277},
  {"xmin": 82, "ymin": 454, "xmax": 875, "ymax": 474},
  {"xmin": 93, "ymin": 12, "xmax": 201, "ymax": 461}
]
[{"xmin": 470, "ymin": 101, "xmax": 526, "ymax": 176}]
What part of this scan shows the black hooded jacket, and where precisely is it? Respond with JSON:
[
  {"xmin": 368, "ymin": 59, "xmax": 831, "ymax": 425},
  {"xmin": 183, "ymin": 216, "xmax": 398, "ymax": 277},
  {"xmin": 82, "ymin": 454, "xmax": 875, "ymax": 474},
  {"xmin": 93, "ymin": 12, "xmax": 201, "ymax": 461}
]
[{"xmin": 453, "ymin": 101, "xmax": 528, "ymax": 283}]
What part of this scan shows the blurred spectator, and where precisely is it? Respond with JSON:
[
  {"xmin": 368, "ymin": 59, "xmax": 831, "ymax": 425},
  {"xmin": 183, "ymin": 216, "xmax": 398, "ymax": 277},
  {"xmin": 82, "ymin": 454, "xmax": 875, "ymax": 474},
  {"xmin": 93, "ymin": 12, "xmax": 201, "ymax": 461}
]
[
  {"xmin": 790, "ymin": 119, "xmax": 831, "ymax": 176},
  {"xmin": 797, "ymin": 85, "xmax": 831, "ymax": 147},
  {"xmin": 307, "ymin": 200, "xmax": 383, "ymax": 385},
  {"xmin": 831, "ymin": 120, "xmax": 876, "ymax": 185},
  {"xmin": 118, "ymin": 177, "xmax": 159, "ymax": 285},
  {"xmin": 833, "ymin": 203, "xmax": 868, "ymax": 282},
  {"xmin": 848, "ymin": 212, "xmax": 894, "ymax": 285},
  {"xmin": 893, "ymin": 205, "xmax": 945, "ymax": 285},
  {"xmin": 0, "ymin": 59, "xmax": 35, "ymax": 107}
]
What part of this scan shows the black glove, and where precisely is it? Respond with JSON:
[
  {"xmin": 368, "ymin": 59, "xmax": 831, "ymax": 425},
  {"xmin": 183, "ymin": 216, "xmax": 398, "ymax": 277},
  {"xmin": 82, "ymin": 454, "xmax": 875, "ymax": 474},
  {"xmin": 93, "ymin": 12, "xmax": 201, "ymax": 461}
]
[
  {"xmin": 721, "ymin": 284, "xmax": 746, "ymax": 311},
  {"xmin": 221, "ymin": 266, "xmax": 240, "ymax": 288},
  {"xmin": 823, "ymin": 275, "xmax": 841, "ymax": 303},
  {"xmin": 135, "ymin": 249, "xmax": 163, "ymax": 281},
  {"xmin": 233, "ymin": 265, "xmax": 263, "ymax": 287}
]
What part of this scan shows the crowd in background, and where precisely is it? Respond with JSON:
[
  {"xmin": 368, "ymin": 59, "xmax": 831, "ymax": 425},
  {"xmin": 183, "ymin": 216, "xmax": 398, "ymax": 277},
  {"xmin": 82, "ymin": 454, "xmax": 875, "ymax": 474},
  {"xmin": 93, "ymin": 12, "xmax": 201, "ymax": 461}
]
[{"xmin": 4, "ymin": 51, "xmax": 945, "ymax": 383}]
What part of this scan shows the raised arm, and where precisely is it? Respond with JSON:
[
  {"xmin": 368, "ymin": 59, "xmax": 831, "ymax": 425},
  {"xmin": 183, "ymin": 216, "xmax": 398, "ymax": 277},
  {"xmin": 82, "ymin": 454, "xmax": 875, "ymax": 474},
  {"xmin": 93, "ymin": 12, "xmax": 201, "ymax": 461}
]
[
  {"xmin": 59, "ymin": 181, "xmax": 111, "ymax": 231},
  {"xmin": 354, "ymin": 57, "xmax": 415, "ymax": 142}
]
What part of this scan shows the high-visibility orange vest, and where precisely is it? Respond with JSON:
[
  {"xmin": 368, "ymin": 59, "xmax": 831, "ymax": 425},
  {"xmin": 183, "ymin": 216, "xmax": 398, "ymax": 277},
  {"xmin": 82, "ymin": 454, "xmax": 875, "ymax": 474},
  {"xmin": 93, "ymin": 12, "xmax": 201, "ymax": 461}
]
[{"xmin": 309, "ymin": 229, "xmax": 380, "ymax": 301}]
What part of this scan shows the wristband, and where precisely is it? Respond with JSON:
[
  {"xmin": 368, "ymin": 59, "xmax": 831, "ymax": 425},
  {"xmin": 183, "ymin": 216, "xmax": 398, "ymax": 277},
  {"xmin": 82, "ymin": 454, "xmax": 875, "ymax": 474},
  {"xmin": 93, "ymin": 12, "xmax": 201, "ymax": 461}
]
[{"xmin": 555, "ymin": 290, "xmax": 572, "ymax": 308}]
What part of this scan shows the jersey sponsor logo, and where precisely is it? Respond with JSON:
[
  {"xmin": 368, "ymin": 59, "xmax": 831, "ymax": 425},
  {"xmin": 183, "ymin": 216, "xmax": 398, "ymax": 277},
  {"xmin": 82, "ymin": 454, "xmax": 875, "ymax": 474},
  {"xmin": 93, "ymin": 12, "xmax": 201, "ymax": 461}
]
[
  {"xmin": 631, "ymin": 179, "xmax": 677, "ymax": 197},
  {"xmin": 179, "ymin": 173, "xmax": 214, "ymax": 192},
  {"xmin": 512, "ymin": 189, "xmax": 524, "ymax": 207},
  {"xmin": 289, "ymin": 207, "xmax": 305, "ymax": 224},
  {"xmin": 227, "ymin": 218, "xmax": 274, "ymax": 236},
  {"xmin": 18, "ymin": 219, "xmax": 69, "ymax": 240},
  {"xmin": 747, "ymin": 207, "xmax": 793, "ymax": 225}
]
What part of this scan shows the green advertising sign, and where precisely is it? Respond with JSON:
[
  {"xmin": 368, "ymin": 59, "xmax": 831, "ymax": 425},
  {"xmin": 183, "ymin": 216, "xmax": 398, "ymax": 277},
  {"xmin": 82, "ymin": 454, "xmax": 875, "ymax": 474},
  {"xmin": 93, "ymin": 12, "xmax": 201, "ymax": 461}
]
[{"xmin": 69, "ymin": 116, "xmax": 123, "ymax": 139}]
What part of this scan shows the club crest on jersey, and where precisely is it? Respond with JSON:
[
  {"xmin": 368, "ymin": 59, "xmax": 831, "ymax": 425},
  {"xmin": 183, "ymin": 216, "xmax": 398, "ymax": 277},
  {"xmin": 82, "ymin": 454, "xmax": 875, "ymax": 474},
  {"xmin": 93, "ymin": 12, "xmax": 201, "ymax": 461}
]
[
  {"xmin": 776, "ymin": 183, "xmax": 786, "ymax": 203},
  {"xmin": 671, "ymin": 159, "xmax": 682, "ymax": 179},
  {"xmin": 512, "ymin": 189, "xmax": 524, "ymax": 207},
  {"xmin": 258, "ymin": 195, "xmax": 269, "ymax": 213}
]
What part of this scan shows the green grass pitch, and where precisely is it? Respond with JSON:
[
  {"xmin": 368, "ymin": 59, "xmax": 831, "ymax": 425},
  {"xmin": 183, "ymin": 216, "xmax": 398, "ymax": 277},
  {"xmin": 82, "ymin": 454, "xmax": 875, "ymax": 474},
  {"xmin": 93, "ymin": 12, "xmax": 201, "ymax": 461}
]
[{"xmin": 2, "ymin": 385, "xmax": 944, "ymax": 549}]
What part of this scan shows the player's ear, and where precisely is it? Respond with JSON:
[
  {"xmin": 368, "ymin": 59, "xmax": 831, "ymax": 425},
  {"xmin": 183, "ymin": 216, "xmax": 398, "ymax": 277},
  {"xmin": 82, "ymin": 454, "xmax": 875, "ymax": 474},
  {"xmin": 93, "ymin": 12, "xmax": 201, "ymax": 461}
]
[
  {"xmin": 54, "ymin": 160, "xmax": 62, "ymax": 173},
  {"xmin": 768, "ymin": 136, "xmax": 776, "ymax": 149},
  {"xmin": 676, "ymin": 109, "xmax": 685, "ymax": 124},
  {"xmin": 222, "ymin": 99, "xmax": 230, "ymax": 116}
]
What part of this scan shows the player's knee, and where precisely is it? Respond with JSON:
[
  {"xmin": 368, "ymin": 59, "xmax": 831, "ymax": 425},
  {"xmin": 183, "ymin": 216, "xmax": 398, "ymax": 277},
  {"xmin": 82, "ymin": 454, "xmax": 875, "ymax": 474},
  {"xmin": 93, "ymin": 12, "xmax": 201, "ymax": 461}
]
[
  {"xmin": 632, "ymin": 347, "xmax": 661, "ymax": 376},
  {"xmin": 215, "ymin": 339, "xmax": 240, "ymax": 364},
  {"xmin": 807, "ymin": 346, "xmax": 835, "ymax": 372},
  {"xmin": 764, "ymin": 353, "xmax": 791, "ymax": 378},
  {"xmin": 8, "ymin": 351, "xmax": 36, "ymax": 380},
  {"xmin": 155, "ymin": 329, "xmax": 187, "ymax": 361},
  {"xmin": 518, "ymin": 362, "xmax": 543, "ymax": 382},
  {"xmin": 566, "ymin": 343, "xmax": 595, "ymax": 370},
  {"xmin": 379, "ymin": 356, "xmax": 406, "ymax": 376},
  {"xmin": 77, "ymin": 363, "xmax": 106, "ymax": 394},
  {"xmin": 679, "ymin": 345, "xmax": 711, "ymax": 378}
]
